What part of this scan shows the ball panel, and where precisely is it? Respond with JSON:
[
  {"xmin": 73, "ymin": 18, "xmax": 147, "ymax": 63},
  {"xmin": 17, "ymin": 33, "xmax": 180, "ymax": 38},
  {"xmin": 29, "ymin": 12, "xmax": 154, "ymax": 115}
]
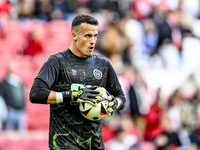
[
  {"xmin": 92, "ymin": 117, "xmax": 99, "ymax": 120},
  {"xmin": 100, "ymin": 103, "xmax": 107, "ymax": 115},
  {"xmin": 80, "ymin": 100, "xmax": 109, "ymax": 121},
  {"xmin": 81, "ymin": 108, "xmax": 92, "ymax": 116},
  {"xmin": 79, "ymin": 102, "xmax": 93, "ymax": 111}
]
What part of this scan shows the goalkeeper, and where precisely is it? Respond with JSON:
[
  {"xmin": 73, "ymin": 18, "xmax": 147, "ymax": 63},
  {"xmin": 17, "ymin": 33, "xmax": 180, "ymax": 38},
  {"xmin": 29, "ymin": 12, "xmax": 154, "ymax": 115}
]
[{"xmin": 29, "ymin": 14, "xmax": 126, "ymax": 150}]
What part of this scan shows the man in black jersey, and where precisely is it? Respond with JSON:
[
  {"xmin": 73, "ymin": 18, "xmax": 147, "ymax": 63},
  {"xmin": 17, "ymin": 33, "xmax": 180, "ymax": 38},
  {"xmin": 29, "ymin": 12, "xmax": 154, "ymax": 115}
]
[{"xmin": 29, "ymin": 14, "xmax": 126, "ymax": 150}]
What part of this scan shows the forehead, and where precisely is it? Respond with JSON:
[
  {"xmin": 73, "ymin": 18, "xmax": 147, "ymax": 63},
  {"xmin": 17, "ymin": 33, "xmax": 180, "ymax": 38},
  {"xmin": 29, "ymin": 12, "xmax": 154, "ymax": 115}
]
[{"xmin": 77, "ymin": 23, "xmax": 98, "ymax": 35}]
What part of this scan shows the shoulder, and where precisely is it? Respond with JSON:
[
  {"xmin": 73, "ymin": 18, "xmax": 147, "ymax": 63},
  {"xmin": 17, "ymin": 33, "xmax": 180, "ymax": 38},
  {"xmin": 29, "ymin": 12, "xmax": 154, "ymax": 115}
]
[
  {"xmin": 52, "ymin": 50, "xmax": 66, "ymax": 60},
  {"xmin": 46, "ymin": 50, "xmax": 67, "ymax": 63},
  {"xmin": 92, "ymin": 54, "xmax": 110, "ymax": 64},
  {"xmin": 54, "ymin": 51, "xmax": 66, "ymax": 59},
  {"xmin": 92, "ymin": 54, "xmax": 114, "ymax": 70},
  {"xmin": 41, "ymin": 53, "xmax": 63, "ymax": 69}
]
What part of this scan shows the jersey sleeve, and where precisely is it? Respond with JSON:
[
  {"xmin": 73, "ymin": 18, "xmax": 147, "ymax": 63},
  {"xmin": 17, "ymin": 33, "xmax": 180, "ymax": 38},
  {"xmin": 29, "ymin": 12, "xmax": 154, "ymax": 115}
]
[
  {"xmin": 29, "ymin": 55, "xmax": 60, "ymax": 104},
  {"xmin": 36, "ymin": 55, "xmax": 60, "ymax": 88},
  {"xmin": 106, "ymin": 60, "xmax": 126, "ymax": 110}
]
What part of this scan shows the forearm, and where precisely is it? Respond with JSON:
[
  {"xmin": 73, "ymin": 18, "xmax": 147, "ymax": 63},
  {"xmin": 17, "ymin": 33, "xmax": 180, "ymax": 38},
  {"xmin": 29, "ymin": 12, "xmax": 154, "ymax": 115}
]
[
  {"xmin": 38, "ymin": 91, "xmax": 60, "ymax": 104},
  {"xmin": 110, "ymin": 88, "xmax": 126, "ymax": 110},
  {"xmin": 30, "ymin": 79, "xmax": 71, "ymax": 104},
  {"xmin": 29, "ymin": 78, "xmax": 54, "ymax": 104},
  {"xmin": 47, "ymin": 91, "xmax": 72, "ymax": 104},
  {"xmin": 47, "ymin": 91, "xmax": 57, "ymax": 104}
]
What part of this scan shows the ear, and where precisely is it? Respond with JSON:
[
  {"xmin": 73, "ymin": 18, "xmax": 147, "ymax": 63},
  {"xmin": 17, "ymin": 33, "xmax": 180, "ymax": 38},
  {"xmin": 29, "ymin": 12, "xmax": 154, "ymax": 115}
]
[{"xmin": 72, "ymin": 32, "xmax": 77, "ymax": 41}]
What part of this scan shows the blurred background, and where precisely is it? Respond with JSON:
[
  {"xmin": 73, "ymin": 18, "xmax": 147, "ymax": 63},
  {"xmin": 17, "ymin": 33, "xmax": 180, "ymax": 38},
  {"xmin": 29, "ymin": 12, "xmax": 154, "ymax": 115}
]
[{"xmin": 1, "ymin": 0, "xmax": 200, "ymax": 149}]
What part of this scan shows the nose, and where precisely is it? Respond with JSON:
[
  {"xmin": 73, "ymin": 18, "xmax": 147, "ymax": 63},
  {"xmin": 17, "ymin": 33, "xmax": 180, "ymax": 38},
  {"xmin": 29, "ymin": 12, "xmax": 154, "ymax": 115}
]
[{"xmin": 90, "ymin": 36, "xmax": 96, "ymax": 45}]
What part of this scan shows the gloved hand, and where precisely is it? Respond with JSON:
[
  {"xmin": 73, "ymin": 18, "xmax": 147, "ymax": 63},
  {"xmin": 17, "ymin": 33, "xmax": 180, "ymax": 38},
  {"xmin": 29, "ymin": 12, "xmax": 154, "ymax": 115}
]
[
  {"xmin": 63, "ymin": 86, "xmax": 101, "ymax": 106},
  {"xmin": 107, "ymin": 95, "xmax": 120, "ymax": 117}
]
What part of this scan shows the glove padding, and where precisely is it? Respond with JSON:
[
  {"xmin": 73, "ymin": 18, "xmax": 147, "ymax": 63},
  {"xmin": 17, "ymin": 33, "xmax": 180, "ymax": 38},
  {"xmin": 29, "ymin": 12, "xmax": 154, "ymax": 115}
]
[
  {"xmin": 71, "ymin": 86, "xmax": 101, "ymax": 106},
  {"xmin": 91, "ymin": 87, "xmax": 121, "ymax": 117},
  {"xmin": 107, "ymin": 95, "xmax": 119, "ymax": 117}
]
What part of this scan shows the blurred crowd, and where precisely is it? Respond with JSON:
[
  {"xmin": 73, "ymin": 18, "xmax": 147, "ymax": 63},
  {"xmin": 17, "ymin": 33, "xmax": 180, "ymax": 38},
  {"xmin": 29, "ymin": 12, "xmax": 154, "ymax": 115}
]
[{"xmin": 1, "ymin": 0, "xmax": 200, "ymax": 150}]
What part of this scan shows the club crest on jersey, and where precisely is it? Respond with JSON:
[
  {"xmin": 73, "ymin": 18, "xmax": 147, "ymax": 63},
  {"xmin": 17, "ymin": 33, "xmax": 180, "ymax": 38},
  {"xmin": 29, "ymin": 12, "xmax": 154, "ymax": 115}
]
[{"xmin": 93, "ymin": 69, "xmax": 102, "ymax": 79}]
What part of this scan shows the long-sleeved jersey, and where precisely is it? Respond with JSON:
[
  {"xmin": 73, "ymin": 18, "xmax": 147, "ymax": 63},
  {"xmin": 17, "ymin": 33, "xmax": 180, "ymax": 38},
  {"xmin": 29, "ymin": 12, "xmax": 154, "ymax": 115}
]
[{"xmin": 30, "ymin": 49, "xmax": 126, "ymax": 150}]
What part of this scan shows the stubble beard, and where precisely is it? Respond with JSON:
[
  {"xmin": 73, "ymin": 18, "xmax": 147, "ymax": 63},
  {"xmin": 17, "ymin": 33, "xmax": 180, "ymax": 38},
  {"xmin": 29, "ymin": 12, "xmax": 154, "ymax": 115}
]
[
  {"xmin": 84, "ymin": 51, "xmax": 93, "ymax": 58},
  {"xmin": 87, "ymin": 54, "xmax": 92, "ymax": 58}
]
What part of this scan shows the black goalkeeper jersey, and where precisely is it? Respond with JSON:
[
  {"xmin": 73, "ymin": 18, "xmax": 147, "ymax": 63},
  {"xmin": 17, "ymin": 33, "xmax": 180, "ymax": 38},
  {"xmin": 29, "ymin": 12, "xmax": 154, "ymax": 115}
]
[{"xmin": 34, "ymin": 49, "xmax": 126, "ymax": 150}]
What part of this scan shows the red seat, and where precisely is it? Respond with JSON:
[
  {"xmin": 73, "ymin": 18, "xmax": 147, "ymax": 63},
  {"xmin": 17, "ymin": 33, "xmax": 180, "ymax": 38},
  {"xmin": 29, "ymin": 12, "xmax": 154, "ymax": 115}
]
[
  {"xmin": 0, "ymin": 137, "xmax": 14, "ymax": 150},
  {"xmin": 27, "ymin": 102, "xmax": 50, "ymax": 130},
  {"xmin": 43, "ymin": 20, "xmax": 71, "ymax": 54},
  {"xmin": 2, "ymin": 21, "xmax": 26, "ymax": 49}
]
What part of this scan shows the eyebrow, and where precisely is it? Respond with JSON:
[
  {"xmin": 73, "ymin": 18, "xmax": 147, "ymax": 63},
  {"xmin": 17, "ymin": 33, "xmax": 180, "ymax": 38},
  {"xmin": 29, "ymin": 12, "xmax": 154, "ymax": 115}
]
[{"xmin": 85, "ymin": 33, "xmax": 98, "ymax": 36}]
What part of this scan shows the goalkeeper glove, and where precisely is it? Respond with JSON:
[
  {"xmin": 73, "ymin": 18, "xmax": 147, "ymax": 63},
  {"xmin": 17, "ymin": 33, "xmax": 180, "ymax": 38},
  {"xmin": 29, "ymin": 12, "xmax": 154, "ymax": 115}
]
[
  {"xmin": 62, "ymin": 86, "xmax": 101, "ymax": 106},
  {"xmin": 107, "ymin": 95, "xmax": 122, "ymax": 117}
]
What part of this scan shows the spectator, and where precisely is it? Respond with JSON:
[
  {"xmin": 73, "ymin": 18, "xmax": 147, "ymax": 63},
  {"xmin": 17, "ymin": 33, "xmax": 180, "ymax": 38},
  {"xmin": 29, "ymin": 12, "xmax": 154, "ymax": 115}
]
[
  {"xmin": 102, "ymin": 113, "xmax": 121, "ymax": 143},
  {"xmin": 154, "ymin": 115, "xmax": 182, "ymax": 149},
  {"xmin": 18, "ymin": 0, "xmax": 35, "ymax": 19},
  {"xmin": 125, "ymin": 14, "xmax": 147, "ymax": 69},
  {"xmin": 150, "ymin": 5, "xmax": 172, "ymax": 52},
  {"xmin": 0, "ymin": 0, "xmax": 12, "ymax": 20},
  {"xmin": 105, "ymin": 115, "xmax": 143, "ymax": 150},
  {"xmin": 49, "ymin": 8, "xmax": 64, "ymax": 20},
  {"xmin": 86, "ymin": 0, "xmax": 118, "ymax": 13},
  {"xmin": 191, "ymin": 89, "xmax": 200, "ymax": 120},
  {"xmin": 0, "ymin": 61, "xmax": 26, "ymax": 131},
  {"xmin": 144, "ymin": 87, "xmax": 165, "ymax": 140},
  {"xmin": 167, "ymin": 89, "xmax": 182, "ymax": 131},
  {"xmin": 120, "ymin": 114, "xmax": 144, "ymax": 143},
  {"xmin": 132, "ymin": 0, "xmax": 153, "ymax": 21},
  {"xmin": 100, "ymin": 11, "xmax": 133, "ymax": 65},
  {"xmin": 116, "ymin": 65, "xmax": 135, "ymax": 115},
  {"xmin": 23, "ymin": 25, "xmax": 44, "ymax": 57},
  {"xmin": 0, "ymin": 23, "xmax": 6, "ymax": 39},
  {"xmin": 33, "ymin": 0, "xmax": 52, "ymax": 21},
  {"xmin": 183, "ymin": 88, "xmax": 200, "ymax": 134},
  {"xmin": 190, "ymin": 115, "xmax": 200, "ymax": 149},
  {"xmin": 128, "ymin": 70, "xmax": 152, "ymax": 135},
  {"xmin": 50, "ymin": 0, "xmax": 80, "ymax": 20},
  {"xmin": 143, "ymin": 18, "xmax": 158, "ymax": 56},
  {"xmin": 105, "ymin": 127, "xmax": 132, "ymax": 150},
  {"xmin": 181, "ymin": 95, "xmax": 197, "ymax": 134}
]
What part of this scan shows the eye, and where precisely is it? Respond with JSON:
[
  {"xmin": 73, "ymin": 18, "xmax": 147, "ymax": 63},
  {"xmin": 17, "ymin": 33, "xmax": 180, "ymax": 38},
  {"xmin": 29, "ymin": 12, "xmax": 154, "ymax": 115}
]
[{"xmin": 85, "ymin": 34, "xmax": 92, "ymax": 38}]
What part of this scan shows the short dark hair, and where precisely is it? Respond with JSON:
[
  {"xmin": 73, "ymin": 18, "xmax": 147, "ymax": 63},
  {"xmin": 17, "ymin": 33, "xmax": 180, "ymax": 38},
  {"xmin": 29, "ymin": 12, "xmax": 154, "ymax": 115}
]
[{"xmin": 71, "ymin": 14, "xmax": 99, "ymax": 31}]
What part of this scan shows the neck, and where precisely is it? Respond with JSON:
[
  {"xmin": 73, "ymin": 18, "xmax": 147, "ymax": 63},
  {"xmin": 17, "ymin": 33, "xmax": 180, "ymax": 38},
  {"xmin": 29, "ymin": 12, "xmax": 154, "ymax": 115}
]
[
  {"xmin": 69, "ymin": 44, "xmax": 80, "ymax": 57},
  {"xmin": 69, "ymin": 43, "xmax": 88, "ymax": 58}
]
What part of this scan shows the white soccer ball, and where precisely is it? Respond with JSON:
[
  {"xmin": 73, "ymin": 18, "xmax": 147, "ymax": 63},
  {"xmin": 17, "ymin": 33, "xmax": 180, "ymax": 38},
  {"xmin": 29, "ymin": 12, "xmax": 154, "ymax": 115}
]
[{"xmin": 79, "ymin": 87, "xmax": 109, "ymax": 121}]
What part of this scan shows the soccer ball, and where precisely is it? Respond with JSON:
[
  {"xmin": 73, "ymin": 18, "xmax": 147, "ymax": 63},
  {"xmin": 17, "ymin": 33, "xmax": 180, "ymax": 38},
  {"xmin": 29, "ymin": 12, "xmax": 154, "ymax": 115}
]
[{"xmin": 79, "ymin": 87, "xmax": 109, "ymax": 121}]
